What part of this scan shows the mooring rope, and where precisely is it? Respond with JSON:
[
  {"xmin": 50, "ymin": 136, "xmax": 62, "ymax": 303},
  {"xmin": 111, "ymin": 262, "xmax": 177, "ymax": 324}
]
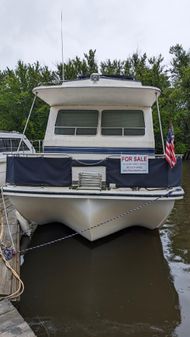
[
  {"xmin": 1, "ymin": 187, "xmax": 15, "ymax": 251},
  {"xmin": 0, "ymin": 203, "xmax": 24, "ymax": 301},
  {"xmin": 0, "ymin": 245, "xmax": 24, "ymax": 300}
]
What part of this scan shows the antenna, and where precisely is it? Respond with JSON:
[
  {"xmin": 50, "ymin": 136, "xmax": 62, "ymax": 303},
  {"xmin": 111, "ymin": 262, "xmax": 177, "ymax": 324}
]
[{"xmin": 61, "ymin": 11, "xmax": 64, "ymax": 81}]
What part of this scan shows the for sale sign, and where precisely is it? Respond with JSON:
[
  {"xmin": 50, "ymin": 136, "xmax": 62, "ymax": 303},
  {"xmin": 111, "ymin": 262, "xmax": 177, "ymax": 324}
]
[{"xmin": 120, "ymin": 155, "xmax": 149, "ymax": 174}]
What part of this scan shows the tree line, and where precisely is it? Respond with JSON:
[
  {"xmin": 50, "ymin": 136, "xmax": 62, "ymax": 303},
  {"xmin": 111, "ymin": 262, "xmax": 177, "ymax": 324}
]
[{"xmin": 0, "ymin": 44, "xmax": 189, "ymax": 153}]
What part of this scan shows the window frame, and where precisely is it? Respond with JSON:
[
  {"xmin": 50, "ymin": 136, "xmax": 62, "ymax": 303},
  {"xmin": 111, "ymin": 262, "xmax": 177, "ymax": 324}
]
[
  {"xmin": 101, "ymin": 109, "xmax": 145, "ymax": 137},
  {"xmin": 54, "ymin": 109, "xmax": 99, "ymax": 136}
]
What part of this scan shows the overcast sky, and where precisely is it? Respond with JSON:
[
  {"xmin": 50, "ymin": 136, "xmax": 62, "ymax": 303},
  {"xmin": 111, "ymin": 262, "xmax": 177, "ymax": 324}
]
[{"xmin": 0, "ymin": 0, "xmax": 189, "ymax": 70}]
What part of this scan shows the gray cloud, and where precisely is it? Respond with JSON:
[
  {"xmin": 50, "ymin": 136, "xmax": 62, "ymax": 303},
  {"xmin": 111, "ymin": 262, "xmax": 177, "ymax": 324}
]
[{"xmin": 0, "ymin": 0, "xmax": 189, "ymax": 70}]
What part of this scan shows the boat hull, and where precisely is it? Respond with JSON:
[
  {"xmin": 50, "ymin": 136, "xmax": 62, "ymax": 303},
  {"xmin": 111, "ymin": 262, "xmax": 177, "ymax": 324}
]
[
  {"xmin": 3, "ymin": 187, "xmax": 182, "ymax": 241},
  {"xmin": 0, "ymin": 159, "xmax": 6, "ymax": 186}
]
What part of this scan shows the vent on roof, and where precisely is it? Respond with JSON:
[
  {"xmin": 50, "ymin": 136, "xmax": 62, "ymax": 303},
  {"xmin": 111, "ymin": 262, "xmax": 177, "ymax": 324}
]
[{"xmin": 90, "ymin": 73, "xmax": 100, "ymax": 82}]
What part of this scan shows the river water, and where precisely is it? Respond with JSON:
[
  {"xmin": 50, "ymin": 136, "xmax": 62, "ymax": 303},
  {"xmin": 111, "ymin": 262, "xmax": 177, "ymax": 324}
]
[{"xmin": 17, "ymin": 162, "xmax": 190, "ymax": 337}]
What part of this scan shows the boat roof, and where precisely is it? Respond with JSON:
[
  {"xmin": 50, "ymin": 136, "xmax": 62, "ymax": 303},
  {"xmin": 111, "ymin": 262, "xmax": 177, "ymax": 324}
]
[
  {"xmin": 0, "ymin": 131, "xmax": 25, "ymax": 137},
  {"xmin": 33, "ymin": 75, "xmax": 161, "ymax": 108}
]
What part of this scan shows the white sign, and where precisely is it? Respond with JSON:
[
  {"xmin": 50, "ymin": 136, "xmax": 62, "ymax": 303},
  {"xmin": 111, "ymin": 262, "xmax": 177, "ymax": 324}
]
[{"xmin": 120, "ymin": 155, "xmax": 149, "ymax": 174}]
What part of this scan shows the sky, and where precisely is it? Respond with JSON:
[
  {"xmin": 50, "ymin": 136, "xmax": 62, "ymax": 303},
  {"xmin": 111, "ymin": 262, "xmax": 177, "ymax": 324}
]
[{"xmin": 0, "ymin": 0, "xmax": 189, "ymax": 70}]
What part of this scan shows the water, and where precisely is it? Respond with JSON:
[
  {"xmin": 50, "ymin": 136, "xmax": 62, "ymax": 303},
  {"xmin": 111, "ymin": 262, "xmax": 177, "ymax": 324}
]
[{"xmin": 16, "ymin": 162, "xmax": 190, "ymax": 337}]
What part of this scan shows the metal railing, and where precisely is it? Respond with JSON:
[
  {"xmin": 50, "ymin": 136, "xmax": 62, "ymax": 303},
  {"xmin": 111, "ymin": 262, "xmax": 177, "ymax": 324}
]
[{"xmin": 30, "ymin": 140, "xmax": 44, "ymax": 153}]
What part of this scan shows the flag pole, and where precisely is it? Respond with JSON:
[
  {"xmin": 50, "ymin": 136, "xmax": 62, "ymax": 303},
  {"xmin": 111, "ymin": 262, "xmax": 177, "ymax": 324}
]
[{"xmin": 156, "ymin": 92, "xmax": 165, "ymax": 155}]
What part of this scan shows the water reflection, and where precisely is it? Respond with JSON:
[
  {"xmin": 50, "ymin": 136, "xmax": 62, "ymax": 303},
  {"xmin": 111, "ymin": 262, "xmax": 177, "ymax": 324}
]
[
  {"xmin": 162, "ymin": 162, "xmax": 190, "ymax": 265},
  {"xmin": 160, "ymin": 161, "xmax": 190, "ymax": 337},
  {"xmin": 18, "ymin": 225, "xmax": 180, "ymax": 337}
]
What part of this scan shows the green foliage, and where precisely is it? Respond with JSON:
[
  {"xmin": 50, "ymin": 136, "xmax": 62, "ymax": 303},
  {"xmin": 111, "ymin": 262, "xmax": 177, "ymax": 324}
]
[
  {"xmin": 56, "ymin": 49, "xmax": 98, "ymax": 80},
  {"xmin": 100, "ymin": 59, "xmax": 124, "ymax": 76},
  {"xmin": 0, "ymin": 61, "xmax": 53, "ymax": 139},
  {"xmin": 169, "ymin": 44, "xmax": 190, "ymax": 84},
  {"xmin": 0, "ymin": 46, "xmax": 189, "ymax": 153}
]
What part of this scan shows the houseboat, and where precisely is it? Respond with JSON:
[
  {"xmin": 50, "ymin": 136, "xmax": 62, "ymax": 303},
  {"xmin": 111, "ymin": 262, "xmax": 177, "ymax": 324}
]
[
  {"xmin": 0, "ymin": 131, "xmax": 35, "ymax": 185},
  {"xmin": 3, "ymin": 74, "xmax": 184, "ymax": 241}
]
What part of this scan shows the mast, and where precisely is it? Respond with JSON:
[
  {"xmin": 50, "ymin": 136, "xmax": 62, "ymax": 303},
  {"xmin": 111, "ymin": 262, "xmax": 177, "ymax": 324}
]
[{"xmin": 61, "ymin": 11, "xmax": 64, "ymax": 82}]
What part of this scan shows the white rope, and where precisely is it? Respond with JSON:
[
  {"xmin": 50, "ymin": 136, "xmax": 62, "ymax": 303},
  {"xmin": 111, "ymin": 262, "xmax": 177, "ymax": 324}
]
[
  {"xmin": 0, "ymin": 205, "xmax": 24, "ymax": 300},
  {"xmin": 74, "ymin": 158, "xmax": 106, "ymax": 166},
  {"xmin": 1, "ymin": 187, "xmax": 15, "ymax": 250},
  {"xmin": 0, "ymin": 246, "xmax": 24, "ymax": 300}
]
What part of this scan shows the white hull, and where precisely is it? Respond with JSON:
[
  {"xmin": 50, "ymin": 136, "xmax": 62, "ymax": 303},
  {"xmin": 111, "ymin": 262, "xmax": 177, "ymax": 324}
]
[
  {"xmin": 3, "ymin": 186, "xmax": 183, "ymax": 241},
  {"xmin": 0, "ymin": 159, "xmax": 6, "ymax": 186}
]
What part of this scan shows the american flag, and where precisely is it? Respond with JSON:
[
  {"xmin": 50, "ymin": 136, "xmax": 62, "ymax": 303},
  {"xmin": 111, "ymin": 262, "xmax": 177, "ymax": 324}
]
[{"xmin": 165, "ymin": 125, "xmax": 177, "ymax": 168}]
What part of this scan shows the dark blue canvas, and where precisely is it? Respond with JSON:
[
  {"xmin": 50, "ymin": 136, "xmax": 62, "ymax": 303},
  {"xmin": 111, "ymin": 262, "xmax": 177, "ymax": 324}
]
[
  {"xmin": 6, "ymin": 156, "xmax": 72, "ymax": 186},
  {"xmin": 106, "ymin": 157, "xmax": 182, "ymax": 188}
]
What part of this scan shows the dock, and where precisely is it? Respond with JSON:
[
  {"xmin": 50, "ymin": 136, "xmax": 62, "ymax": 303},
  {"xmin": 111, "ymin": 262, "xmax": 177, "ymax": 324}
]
[
  {"xmin": 0, "ymin": 195, "xmax": 21, "ymax": 299},
  {"xmin": 0, "ymin": 299, "xmax": 36, "ymax": 337},
  {"xmin": 0, "ymin": 194, "xmax": 37, "ymax": 336}
]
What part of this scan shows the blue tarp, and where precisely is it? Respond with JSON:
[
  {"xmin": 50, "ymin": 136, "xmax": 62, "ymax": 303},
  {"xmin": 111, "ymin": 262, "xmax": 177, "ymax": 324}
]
[
  {"xmin": 6, "ymin": 156, "xmax": 72, "ymax": 186},
  {"xmin": 106, "ymin": 158, "xmax": 182, "ymax": 188},
  {"xmin": 6, "ymin": 156, "xmax": 182, "ymax": 188}
]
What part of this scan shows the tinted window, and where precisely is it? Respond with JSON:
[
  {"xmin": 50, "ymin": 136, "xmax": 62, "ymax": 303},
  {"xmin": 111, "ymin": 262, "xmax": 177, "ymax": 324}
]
[
  {"xmin": 55, "ymin": 110, "xmax": 98, "ymax": 135},
  {"xmin": 101, "ymin": 110, "xmax": 145, "ymax": 136}
]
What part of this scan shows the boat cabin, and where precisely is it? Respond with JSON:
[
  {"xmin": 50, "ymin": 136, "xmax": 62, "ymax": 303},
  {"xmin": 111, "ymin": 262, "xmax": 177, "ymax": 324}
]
[
  {"xmin": 33, "ymin": 75, "xmax": 160, "ymax": 158},
  {"xmin": 0, "ymin": 131, "xmax": 34, "ymax": 153}
]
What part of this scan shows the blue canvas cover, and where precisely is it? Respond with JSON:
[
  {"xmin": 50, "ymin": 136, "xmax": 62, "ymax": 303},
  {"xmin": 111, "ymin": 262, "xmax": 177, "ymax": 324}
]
[
  {"xmin": 6, "ymin": 156, "xmax": 182, "ymax": 188},
  {"xmin": 6, "ymin": 156, "xmax": 72, "ymax": 186},
  {"xmin": 106, "ymin": 157, "xmax": 182, "ymax": 188}
]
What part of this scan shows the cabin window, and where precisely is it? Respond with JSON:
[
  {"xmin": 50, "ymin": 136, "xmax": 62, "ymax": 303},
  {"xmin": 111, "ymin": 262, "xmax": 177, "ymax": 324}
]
[
  {"xmin": 55, "ymin": 110, "xmax": 99, "ymax": 135},
  {"xmin": 0, "ymin": 138, "xmax": 29, "ymax": 152},
  {"xmin": 101, "ymin": 110, "xmax": 145, "ymax": 136}
]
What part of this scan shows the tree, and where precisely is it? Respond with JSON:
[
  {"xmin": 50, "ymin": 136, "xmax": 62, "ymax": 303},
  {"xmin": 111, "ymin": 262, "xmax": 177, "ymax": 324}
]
[
  {"xmin": 0, "ymin": 47, "xmax": 189, "ymax": 153},
  {"xmin": 56, "ymin": 49, "xmax": 98, "ymax": 80},
  {"xmin": 168, "ymin": 44, "xmax": 190, "ymax": 152},
  {"xmin": 0, "ymin": 61, "xmax": 54, "ymax": 139},
  {"xmin": 169, "ymin": 44, "xmax": 190, "ymax": 84}
]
